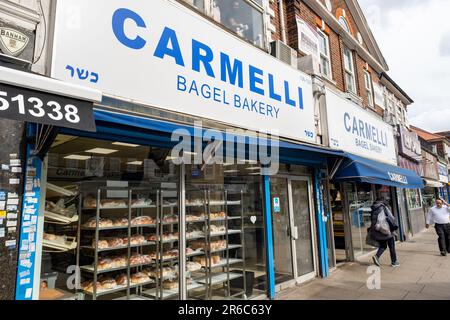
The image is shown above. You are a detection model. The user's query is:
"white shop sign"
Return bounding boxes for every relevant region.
[52,0,317,144]
[325,88,397,165]
[438,163,448,184]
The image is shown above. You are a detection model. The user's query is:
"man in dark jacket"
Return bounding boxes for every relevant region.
[370,198,400,267]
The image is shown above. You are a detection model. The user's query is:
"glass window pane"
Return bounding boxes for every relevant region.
[214,0,265,48]
[183,0,205,11]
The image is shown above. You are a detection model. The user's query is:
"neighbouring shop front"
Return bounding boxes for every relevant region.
[10,0,346,301]
[397,126,424,238]
[421,149,441,214]
[323,88,424,263]
[438,162,449,202]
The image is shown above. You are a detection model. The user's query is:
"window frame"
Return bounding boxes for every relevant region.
[317,28,332,79]
[364,70,374,109]
[339,16,351,33]
[343,47,357,94]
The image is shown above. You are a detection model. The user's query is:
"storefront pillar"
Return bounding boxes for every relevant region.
[314,168,329,278]
[15,143,44,300]
[263,175,276,299]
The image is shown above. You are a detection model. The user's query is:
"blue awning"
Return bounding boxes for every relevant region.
[332,153,424,189]
[59,108,345,165]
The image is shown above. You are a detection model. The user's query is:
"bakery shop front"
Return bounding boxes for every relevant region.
[13,0,346,300]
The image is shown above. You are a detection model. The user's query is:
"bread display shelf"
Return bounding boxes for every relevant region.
[209,244,242,253]
[114,294,154,300]
[44,211,79,225]
[82,280,155,297]
[81,241,156,252]
[80,261,156,274]
[81,224,156,231]
[143,282,203,299]
[201,258,243,269]
[186,200,241,207]
[43,238,78,252]
[196,272,242,286]
[82,204,157,210]
[209,230,242,237]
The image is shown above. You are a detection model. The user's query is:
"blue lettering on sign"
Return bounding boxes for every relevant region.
[344,112,388,149]
[112,8,147,50]
[111,8,309,121]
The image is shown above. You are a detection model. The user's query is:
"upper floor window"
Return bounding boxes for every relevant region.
[339,16,351,33]
[317,30,332,79]
[183,0,205,11]
[343,47,356,94]
[364,71,374,108]
[212,0,265,48]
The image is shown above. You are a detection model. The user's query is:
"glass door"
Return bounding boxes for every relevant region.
[271,177,316,287]
[289,178,316,282]
[270,178,295,285]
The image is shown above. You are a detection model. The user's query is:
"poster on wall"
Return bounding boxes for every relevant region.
[325,88,397,165]
[296,18,320,61]
[51,0,317,144]
[438,163,448,184]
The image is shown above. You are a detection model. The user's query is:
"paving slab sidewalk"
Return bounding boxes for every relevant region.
[277,228,450,300]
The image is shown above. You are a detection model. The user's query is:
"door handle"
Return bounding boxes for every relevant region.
[292,226,299,240]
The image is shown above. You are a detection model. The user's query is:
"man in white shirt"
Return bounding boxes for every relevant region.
[426,198,450,256]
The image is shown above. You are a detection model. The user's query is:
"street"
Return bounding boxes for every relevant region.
[277,229,450,300]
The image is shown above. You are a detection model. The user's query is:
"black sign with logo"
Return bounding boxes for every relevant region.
[0,82,96,132]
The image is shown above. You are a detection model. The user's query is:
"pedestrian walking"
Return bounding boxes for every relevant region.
[426,198,450,256]
[369,198,400,267]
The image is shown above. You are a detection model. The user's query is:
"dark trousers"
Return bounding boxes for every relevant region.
[376,237,397,264]
[435,223,450,253]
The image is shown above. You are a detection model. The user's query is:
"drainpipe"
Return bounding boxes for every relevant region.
[278,0,287,43]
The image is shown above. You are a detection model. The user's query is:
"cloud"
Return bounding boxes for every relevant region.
[359,0,450,133]
[439,32,450,57]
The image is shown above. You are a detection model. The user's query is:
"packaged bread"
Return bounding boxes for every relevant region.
[84,217,114,228]
[144,266,177,279]
[130,253,144,265]
[110,255,127,268]
[83,196,97,209]
[193,254,221,267]
[162,215,178,224]
[43,233,58,241]
[131,199,152,207]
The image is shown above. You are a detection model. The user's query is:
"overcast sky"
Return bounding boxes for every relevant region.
[359,0,450,133]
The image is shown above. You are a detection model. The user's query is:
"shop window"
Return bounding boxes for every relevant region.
[317,29,332,79]
[212,0,265,48]
[182,0,205,12]
[406,189,422,210]
[364,70,374,108]
[343,47,356,94]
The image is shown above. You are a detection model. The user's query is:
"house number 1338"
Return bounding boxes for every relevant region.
[0,91,81,123]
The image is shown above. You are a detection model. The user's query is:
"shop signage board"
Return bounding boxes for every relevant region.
[296,18,320,61]
[438,163,448,184]
[398,126,422,161]
[0,21,35,62]
[51,0,317,144]
[0,82,96,132]
[325,88,397,165]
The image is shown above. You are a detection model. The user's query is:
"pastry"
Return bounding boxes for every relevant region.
[110,255,127,268]
[162,280,178,290]
[147,234,157,241]
[107,238,124,248]
[115,274,128,286]
[97,258,113,270]
[113,218,129,227]
[131,199,152,207]
[162,215,178,223]
[186,199,203,206]
[186,261,202,272]
[210,212,226,220]
[130,253,144,265]
[122,234,145,245]
[80,280,95,293]
[190,240,206,250]
[98,277,117,289]
[144,266,177,279]
[84,217,114,228]
[131,216,154,226]
[92,239,109,249]
[83,196,97,209]
[193,254,221,267]
[100,199,127,208]
[186,229,204,239]
[186,214,205,222]
[43,233,58,241]
[207,224,226,234]
[131,272,151,284]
